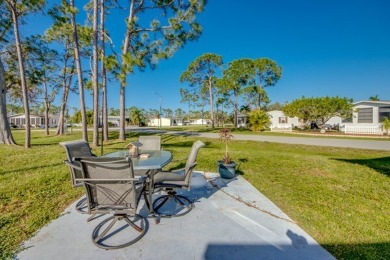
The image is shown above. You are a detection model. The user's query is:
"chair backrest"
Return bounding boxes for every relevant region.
[59,140,95,187]
[184,140,205,185]
[139,136,161,151]
[76,157,140,215]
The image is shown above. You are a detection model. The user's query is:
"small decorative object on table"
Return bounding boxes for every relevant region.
[217,128,237,179]
[139,153,150,159]
[125,141,143,158]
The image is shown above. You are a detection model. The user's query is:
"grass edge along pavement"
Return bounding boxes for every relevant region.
[0,130,389,259]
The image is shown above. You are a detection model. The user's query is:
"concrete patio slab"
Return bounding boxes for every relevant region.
[17,172,334,260]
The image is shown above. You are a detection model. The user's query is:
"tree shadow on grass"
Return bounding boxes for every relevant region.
[323,241,390,260]
[334,157,390,178]
[163,140,212,149]
[0,162,64,175]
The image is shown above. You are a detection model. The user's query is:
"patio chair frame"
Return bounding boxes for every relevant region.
[152,140,205,217]
[75,157,148,249]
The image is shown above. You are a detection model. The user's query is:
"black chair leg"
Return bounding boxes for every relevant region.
[75,196,88,213]
[75,196,99,222]
[152,190,193,217]
[92,214,148,250]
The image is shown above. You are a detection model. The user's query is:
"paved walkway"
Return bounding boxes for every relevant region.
[126,128,390,151]
[17,172,333,260]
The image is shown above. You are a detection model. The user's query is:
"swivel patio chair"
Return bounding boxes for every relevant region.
[74,156,148,249]
[138,135,161,152]
[60,140,96,214]
[152,140,205,217]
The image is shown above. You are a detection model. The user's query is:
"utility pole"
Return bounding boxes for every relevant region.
[152,92,162,129]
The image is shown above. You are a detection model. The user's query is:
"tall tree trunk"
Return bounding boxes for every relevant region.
[56,73,70,135]
[234,93,238,128]
[208,78,214,128]
[119,0,135,141]
[188,101,191,123]
[100,0,108,142]
[69,0,88,141]
[0,58,16,145]
[257,84,262,109]
[56,50,72,135]
[216,103,219,127]
[221,103,224,127]
[119,81,126,140]
[92,0,99,146]
[43,80,50,136]
[11,3,30,148]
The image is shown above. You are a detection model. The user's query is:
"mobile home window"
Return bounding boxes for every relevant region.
[379,107,390,122]
[357,108,373,123]
[279,117,288,124]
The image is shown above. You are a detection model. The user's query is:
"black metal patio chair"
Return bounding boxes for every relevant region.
[152,140,205,217]
[74,156,148,249]
[60,140,96,214]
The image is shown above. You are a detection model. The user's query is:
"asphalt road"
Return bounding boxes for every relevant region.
[126,128,390,151]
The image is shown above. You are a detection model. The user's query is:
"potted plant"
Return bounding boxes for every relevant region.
[217,128,237,179]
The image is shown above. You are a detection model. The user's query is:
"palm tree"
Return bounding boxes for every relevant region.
[382,117,390,136]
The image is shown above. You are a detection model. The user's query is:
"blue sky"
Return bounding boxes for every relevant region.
[24,0,390,112]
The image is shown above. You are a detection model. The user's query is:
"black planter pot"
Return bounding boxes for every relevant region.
[217,161,237,179]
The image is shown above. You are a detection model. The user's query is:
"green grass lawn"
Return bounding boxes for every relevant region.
[1,130,389,259]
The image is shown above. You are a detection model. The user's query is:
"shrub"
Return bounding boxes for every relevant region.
[248,108,270,131]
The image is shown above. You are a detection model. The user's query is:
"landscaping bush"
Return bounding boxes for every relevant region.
[248,108,270,131]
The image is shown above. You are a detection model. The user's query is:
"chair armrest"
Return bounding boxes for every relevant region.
[171,162,197,173]
[76,157,131,164]
[171,168,185,173]
[65,160,82,171]
[74,178,141,182]
[137,175,147,183]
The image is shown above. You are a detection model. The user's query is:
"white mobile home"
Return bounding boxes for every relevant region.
[267,110,299,131]
[149,117,171,127]
[8,114,60,128]
[149,117,184,127]
[352,101,390,124]
[189,118,210,125]
[341,100,390,135]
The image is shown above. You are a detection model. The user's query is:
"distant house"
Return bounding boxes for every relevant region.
[149,117,184,127]
[8,114,60,128]
[105,116,130,127]
[267,110,344,131]
[340,100,390,135]
[267,110,299,131]
[237,113,248,127]
[189,118,210,125]
[352,100,390,124]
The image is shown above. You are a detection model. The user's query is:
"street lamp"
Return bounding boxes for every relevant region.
[152,92,162,129]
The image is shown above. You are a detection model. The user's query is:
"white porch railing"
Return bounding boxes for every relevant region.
[341,124,383,135]
[270,124,292,132]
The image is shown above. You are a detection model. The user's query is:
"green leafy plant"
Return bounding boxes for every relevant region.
[219,128,234,163]
[248,108,270,131]
[382,117,390,136]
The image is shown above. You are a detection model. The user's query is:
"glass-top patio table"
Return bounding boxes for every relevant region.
[102,150,172,170]
[102,150,172,222]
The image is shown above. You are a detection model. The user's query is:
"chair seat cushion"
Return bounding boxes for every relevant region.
[153,170,186,185]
